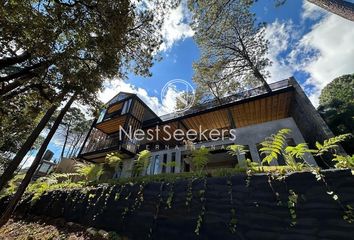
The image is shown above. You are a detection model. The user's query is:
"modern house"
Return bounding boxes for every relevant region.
[78,77,336,177]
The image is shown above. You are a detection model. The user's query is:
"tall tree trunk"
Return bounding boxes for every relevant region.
[252,66,272,92]
[0,103,59,192]
[308,0,354,21]
[0,93,77,227]
[60,124,71,160]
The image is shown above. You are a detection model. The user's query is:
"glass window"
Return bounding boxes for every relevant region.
[153,155,160,175]
[122,99,132,115]
[97,109,106,123]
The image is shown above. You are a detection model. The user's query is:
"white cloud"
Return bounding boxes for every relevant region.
[301,1,327,21]
[264,20,297,83]
[159,0,194,51]
[265,1,354,107]
[296,10,354,106]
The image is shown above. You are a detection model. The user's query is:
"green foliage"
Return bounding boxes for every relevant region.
[332,154,354,169]
[189,0,271,103]
[0,0,177,101]
[259,129,291,165]
[314,133,352,156]
[318,73,354,154]
[191,147,210,174]
[133,150,152,177]
[76,163,103,182]
[194,179,207,236]
[284,154,306,172]
[319,74,354,106]
[1,173,84,202]
[106,152,123,168]
[227,144,248,158]
[75,152,123,181]
[0,174,25,197]
[0,94,50,161]
[285,143,311,159]
[287,190,298,226]
[343,205,354,223]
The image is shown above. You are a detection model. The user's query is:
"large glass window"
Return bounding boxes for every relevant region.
[97,109,106,123]
[122,99,132,115]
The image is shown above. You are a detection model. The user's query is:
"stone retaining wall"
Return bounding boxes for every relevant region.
[1,169,354,240]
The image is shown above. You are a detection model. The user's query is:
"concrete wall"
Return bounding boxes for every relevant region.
[2,169,354,240]
[288,77,345,167]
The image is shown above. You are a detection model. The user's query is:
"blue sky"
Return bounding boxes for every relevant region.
[23,0,354,167]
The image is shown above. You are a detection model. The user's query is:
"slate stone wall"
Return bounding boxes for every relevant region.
[1,169,354,240]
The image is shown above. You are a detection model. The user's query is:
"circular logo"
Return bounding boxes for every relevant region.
[161,79,195,114]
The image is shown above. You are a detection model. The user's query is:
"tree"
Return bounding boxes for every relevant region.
[0,100,62,192]
[65,119,92,158]
[0,0,177,193]
[189,0,272,103]
[318,74,354,154]
[0,93,77,227]
[0,0,175,99]
[270,0,354,21]
[58,107,87,160]
[0,91,51,166]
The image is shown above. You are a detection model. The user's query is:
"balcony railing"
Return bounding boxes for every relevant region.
[80,127,120,154]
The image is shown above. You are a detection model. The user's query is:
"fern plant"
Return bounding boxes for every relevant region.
[191,147,210,174]
[106,152,123,168]
[133,150,152,176]
[75,163,103,181]
[332,154,354,169]
[259,129,291,165]
[314,133,352,156]
[227,144,248,162]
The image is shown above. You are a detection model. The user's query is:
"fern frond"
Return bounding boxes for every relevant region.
[285,143,312,159]
[332,154,354,169]
[260,128,291,165]
[315,133,352,156]
[227,144,248,156]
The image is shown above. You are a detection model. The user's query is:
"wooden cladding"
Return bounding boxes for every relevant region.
[131,100,145,122]
[230,91,293,128]
[96,115,127,134]
[107,102,123,114]
[181,108,231,132]
[143,91,293,143]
